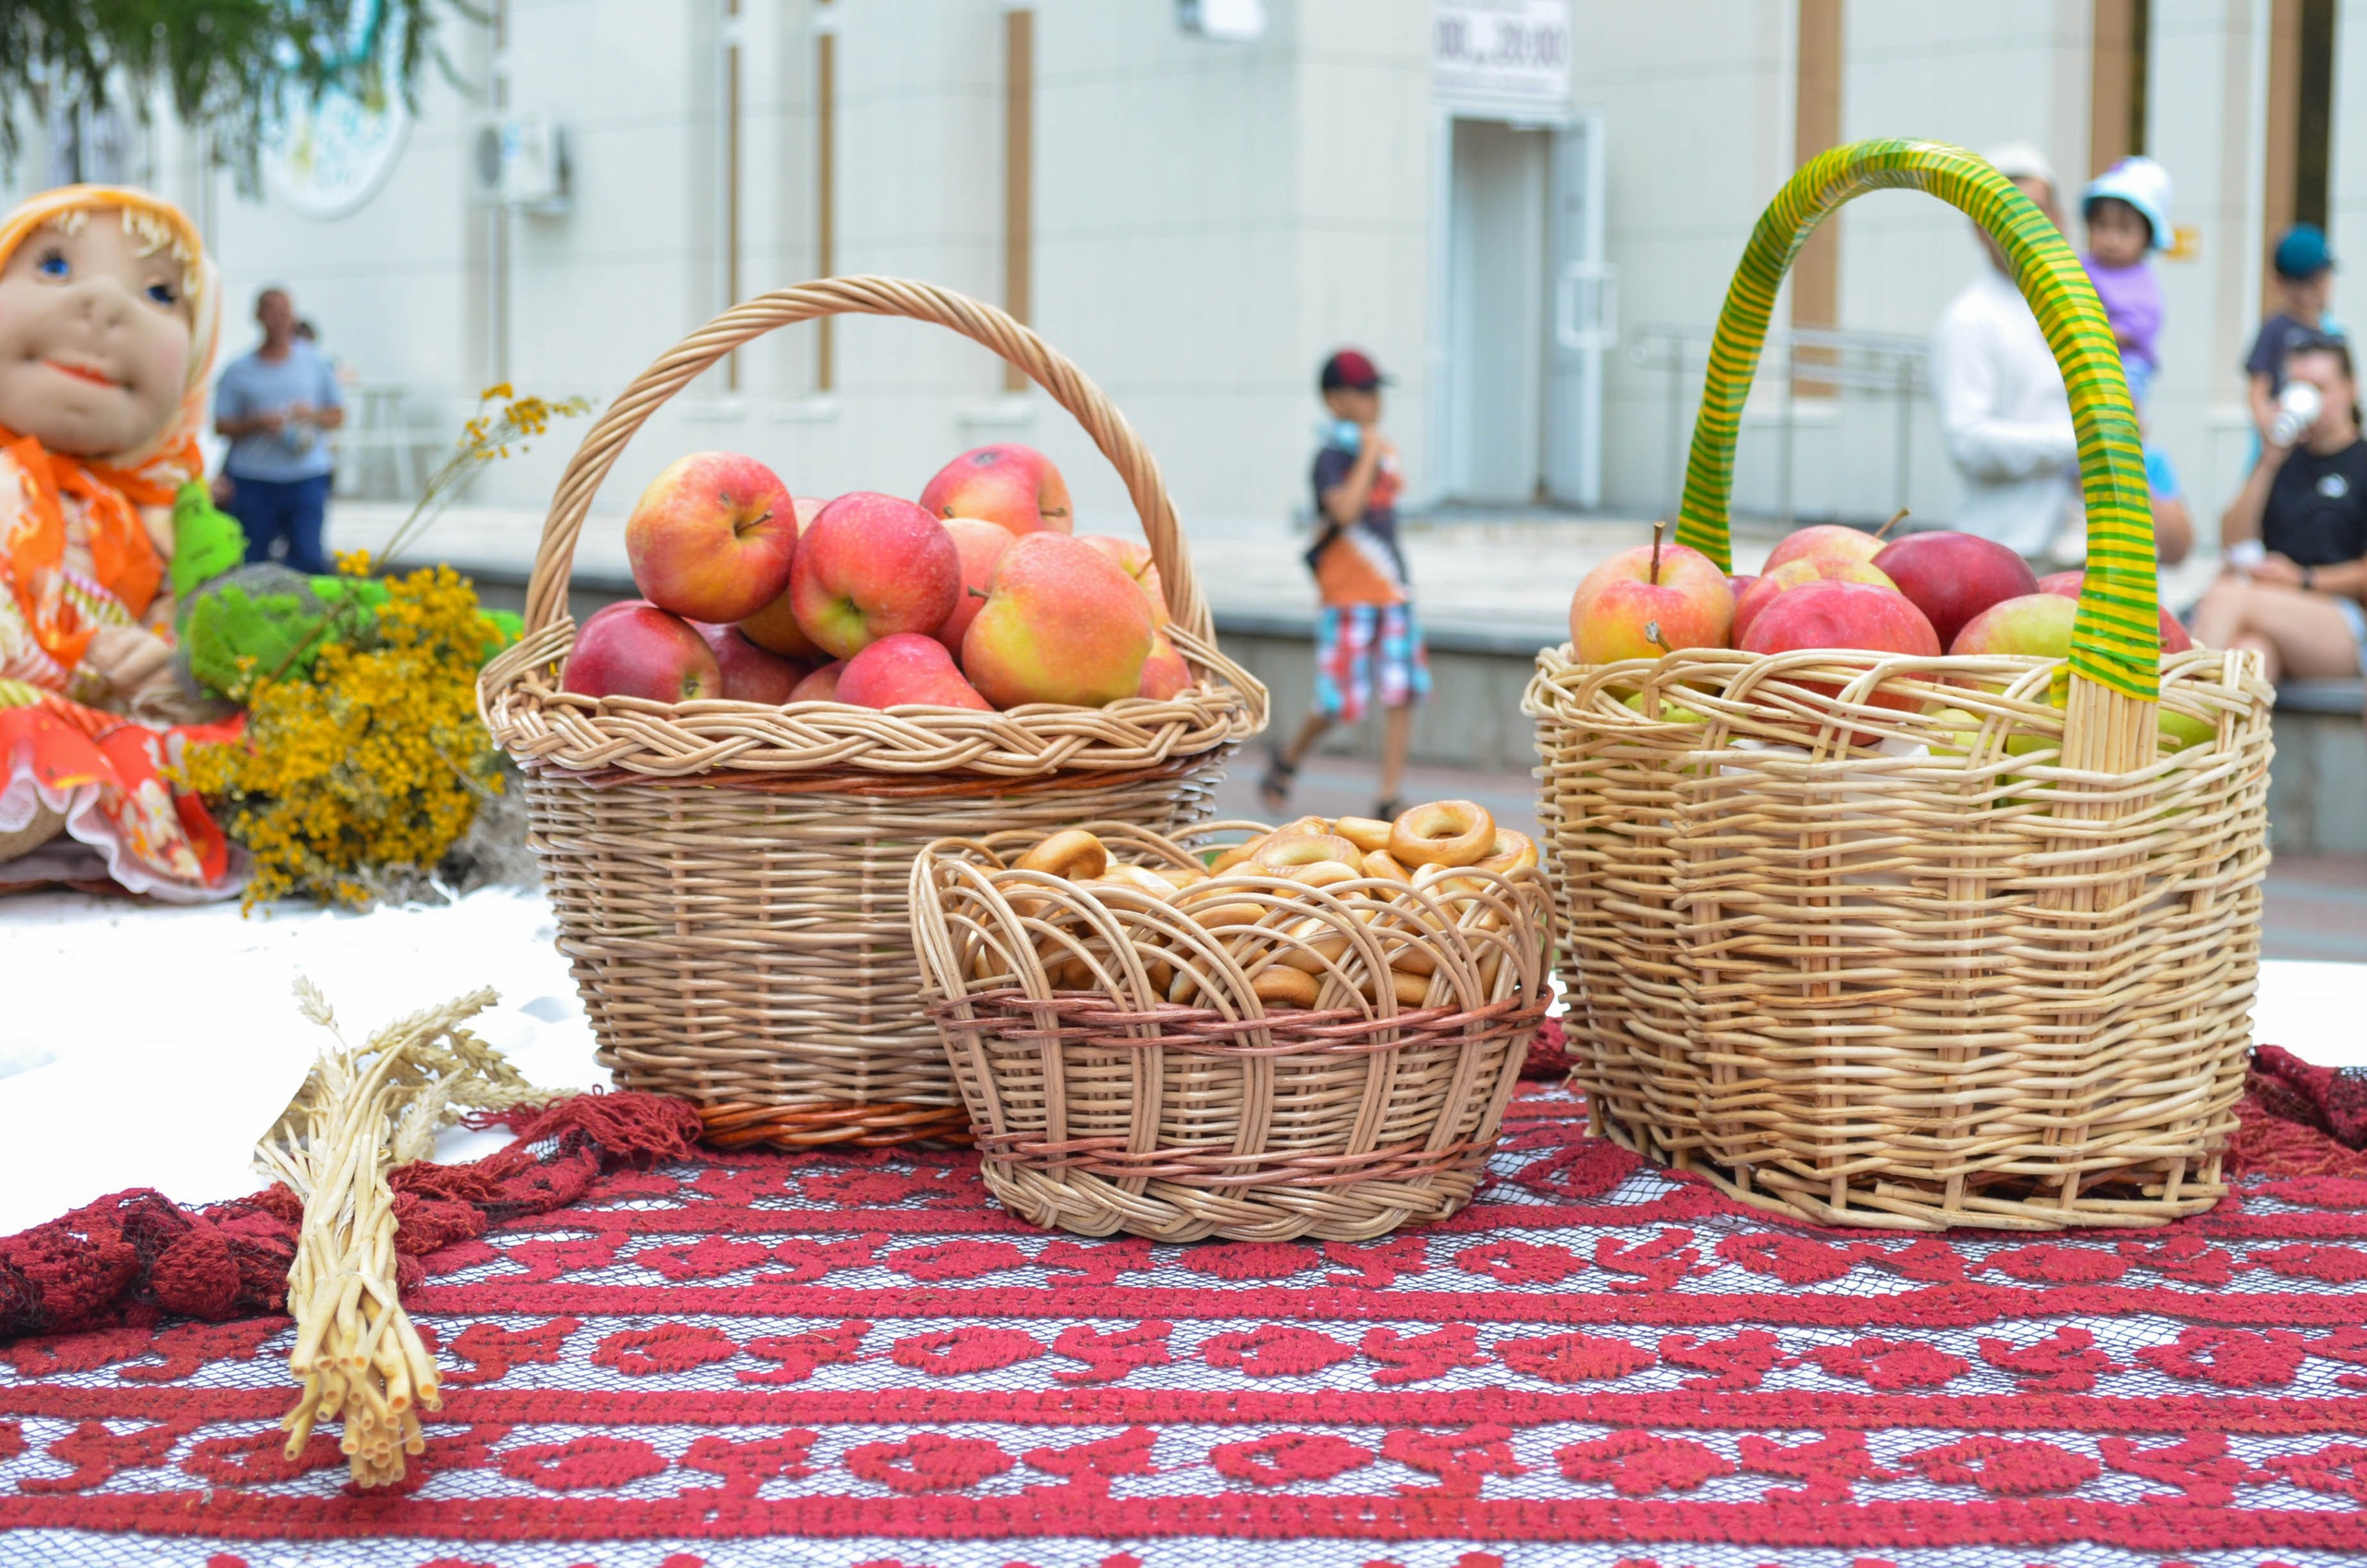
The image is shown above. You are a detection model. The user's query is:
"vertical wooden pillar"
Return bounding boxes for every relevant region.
[816,6,837,392]
[724,0,742,389]
[1003,6,1034,392]
[1791,0,1843,388]
[2090,0,2142,173]
[2263,0,2301,306]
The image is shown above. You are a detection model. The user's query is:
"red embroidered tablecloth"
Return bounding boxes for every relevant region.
[5,1083,2367,1568]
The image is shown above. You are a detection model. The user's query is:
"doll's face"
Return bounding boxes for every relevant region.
[0,211,193,457]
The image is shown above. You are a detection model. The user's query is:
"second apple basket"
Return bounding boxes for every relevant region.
[479,277,1269,1148]
[1525,140,2275,1231]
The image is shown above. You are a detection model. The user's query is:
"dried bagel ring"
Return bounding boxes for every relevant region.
[1018,828,1108,882]
[1388,801,1495,868]
[1252,833,1361,875]
[1207,842,1261,875]
[1250,968,1319,1009]
[1359,849,1411,882]
[1333,816,1394,854]
[1287,858,1361,888]
[1093,864,1179,897]
[1475,828,1538,876]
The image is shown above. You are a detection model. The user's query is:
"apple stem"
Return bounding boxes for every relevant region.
[968,586,988,599]
[1875,508,1908,542]
[1649,520,1666,586]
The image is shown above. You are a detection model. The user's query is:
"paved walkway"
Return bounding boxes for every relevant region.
[330,499,2231,644]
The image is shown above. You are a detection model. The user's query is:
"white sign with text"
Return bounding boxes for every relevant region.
[1433,0,1572,110]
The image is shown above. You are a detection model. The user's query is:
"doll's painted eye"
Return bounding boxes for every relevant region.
[145,281,178,307]
[34,251,67,280]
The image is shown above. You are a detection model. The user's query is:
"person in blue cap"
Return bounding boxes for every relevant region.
[2081,156,2172,406]
[2247,224,2344,445]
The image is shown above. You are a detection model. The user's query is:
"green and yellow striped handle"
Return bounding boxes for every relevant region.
[1676,139,2159,703]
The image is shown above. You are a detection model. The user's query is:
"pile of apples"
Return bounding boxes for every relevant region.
[1569,522,2203,744]
[563,444,1191,713]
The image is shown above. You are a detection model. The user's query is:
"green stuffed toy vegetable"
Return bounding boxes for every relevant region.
[172,483,523,701]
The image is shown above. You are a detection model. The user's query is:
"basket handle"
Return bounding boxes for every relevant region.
[522,276,1213,642]
[1676,140,2159,703]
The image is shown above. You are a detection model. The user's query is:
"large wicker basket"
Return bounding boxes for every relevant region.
[1523,141,2274,1231]
[908,822,1551,1241]
[480,277,1267,1149]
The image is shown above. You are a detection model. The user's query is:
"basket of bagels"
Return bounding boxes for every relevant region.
[479,277,1266,1149]
[1524,141,2272,1231]
[908,802,1551,1242]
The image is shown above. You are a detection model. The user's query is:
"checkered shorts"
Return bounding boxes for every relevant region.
[1312,602,1430,724]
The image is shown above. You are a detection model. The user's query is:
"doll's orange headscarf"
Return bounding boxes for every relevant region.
[0,186,221,682]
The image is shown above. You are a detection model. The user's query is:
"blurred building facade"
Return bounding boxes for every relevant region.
[10,0,2362,548]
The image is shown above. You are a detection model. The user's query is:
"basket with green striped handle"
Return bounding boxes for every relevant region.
[1523,140,2273,1231]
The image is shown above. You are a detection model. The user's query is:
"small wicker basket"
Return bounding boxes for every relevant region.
[1524,141,2274,1231]
[908,823,1551,1242]
[480,277,1268,1149]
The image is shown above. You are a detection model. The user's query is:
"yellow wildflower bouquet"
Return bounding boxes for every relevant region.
[178,560,508,908]
[174,386,591,908]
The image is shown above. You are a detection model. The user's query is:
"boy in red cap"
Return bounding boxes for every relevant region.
[1259,349,1430,818]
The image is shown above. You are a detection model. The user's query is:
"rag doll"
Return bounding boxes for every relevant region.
[0,185,248,900]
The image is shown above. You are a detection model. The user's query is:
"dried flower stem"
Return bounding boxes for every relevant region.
[258,978,552,1488]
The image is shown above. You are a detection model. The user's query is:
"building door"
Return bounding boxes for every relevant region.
[1443,117,1549,504]
[1544,114,1610,507]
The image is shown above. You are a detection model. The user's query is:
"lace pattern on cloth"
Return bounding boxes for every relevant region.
[6,1082,2367,1568]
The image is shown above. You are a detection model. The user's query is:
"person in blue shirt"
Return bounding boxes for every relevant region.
[214,287,342,574]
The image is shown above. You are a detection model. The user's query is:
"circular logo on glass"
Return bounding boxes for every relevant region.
[261,4,411,220]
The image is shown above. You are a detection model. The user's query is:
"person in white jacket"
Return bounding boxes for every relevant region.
[1929,143,2079,558]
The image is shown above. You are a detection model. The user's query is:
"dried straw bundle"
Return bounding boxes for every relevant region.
[256,979,549,1488]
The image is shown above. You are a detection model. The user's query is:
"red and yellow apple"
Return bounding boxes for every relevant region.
[790,660,846,703]
[836,632,993,711]
[562,601,720,703]
[734,495,831,657]
[1948,592,2075,660]
[1136,630,1193,700]
[1762,524,1886,574]
[787,492,962,659]
[1872,531,2039,649]
[624,452,799,623]
[2033,570,2194,654]
[919,444,1073,536]
[1079,534,1168,626]
[1567,542,1734,663]
[1731,557,1898,646]
[935,517,1017,655]
[962,533,1155,707]
[693,620,804,704]
[1741,579,1943,732]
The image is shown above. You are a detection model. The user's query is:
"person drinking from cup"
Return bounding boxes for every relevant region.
[2190,334,2367,684]
[1259,349,1430,821]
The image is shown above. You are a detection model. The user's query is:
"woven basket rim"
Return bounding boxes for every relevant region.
[480,275,1268,780]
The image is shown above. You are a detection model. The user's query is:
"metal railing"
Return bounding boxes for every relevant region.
[1628,323,1929,525]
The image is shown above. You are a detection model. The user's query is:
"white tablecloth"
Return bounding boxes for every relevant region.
[0,887,2357,1237]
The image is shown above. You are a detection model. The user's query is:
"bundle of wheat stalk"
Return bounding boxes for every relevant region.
[255,978,551,1487]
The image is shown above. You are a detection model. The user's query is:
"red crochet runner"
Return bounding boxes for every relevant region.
[2,1062,2366,1567]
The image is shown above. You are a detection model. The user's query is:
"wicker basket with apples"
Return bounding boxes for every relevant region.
[479,276,1267,1149]
[1523,140,2271,1231]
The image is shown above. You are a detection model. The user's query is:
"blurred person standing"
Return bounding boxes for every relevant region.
[1929,143,2078,558]
[1259,349,1429,821]
[214,286,341,573]
[2246,226,2343,443]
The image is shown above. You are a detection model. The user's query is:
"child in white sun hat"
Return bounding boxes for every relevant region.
[2080,155,2174,406]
